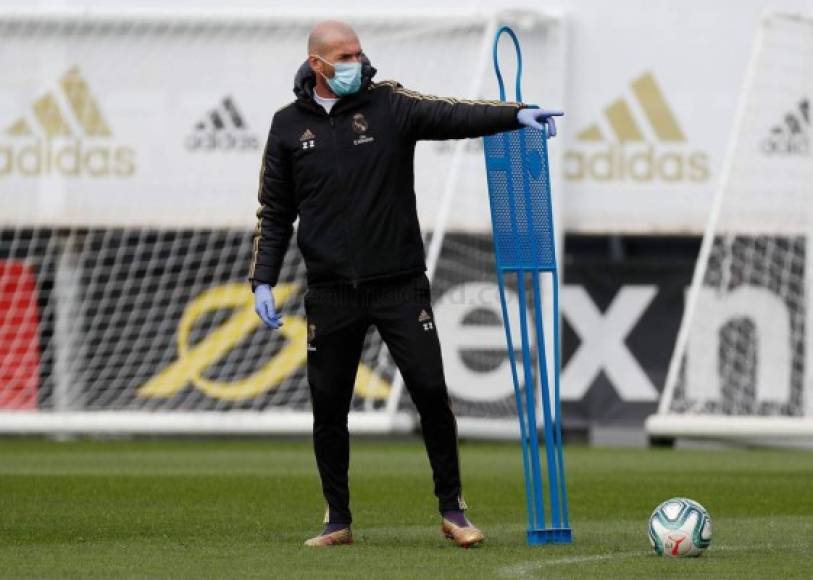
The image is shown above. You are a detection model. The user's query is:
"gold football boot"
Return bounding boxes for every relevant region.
[441,518,485,548]
[303,527,353,547]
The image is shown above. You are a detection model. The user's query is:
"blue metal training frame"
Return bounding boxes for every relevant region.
[482,26,572,546]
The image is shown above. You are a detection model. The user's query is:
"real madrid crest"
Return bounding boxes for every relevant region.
[352,113,368,134]
[307,323,317,351]
[351,113,375,146]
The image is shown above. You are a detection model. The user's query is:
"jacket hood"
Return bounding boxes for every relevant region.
[293,54,377,101]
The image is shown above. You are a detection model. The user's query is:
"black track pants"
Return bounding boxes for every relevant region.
[304,273,464,525]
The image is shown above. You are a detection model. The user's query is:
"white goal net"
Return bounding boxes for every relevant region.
[0,8,565,436]
[648,13,813,445]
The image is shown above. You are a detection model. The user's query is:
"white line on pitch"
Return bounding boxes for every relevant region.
[498,545,759,577]
[498,551,648,577]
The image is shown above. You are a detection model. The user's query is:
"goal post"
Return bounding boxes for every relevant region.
[647,12,813,446]
[0,7,565,436]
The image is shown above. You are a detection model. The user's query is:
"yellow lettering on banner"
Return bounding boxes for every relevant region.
[352,365,392,400]
[136,282,390,401]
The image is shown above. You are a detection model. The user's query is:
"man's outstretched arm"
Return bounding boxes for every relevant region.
[385,82,562,140]
[248,120,297,293]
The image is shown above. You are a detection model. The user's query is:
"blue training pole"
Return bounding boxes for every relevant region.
[482,25,572,546]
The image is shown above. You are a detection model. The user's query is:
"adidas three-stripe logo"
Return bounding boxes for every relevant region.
[576,72,685,143]
[5,67,112,139]
[185,96,259,152]
[566,71,710,183]
[762,98,810,156]
[1,67,135,178]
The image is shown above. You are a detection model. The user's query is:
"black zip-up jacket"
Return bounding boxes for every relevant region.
[248,57,526,289]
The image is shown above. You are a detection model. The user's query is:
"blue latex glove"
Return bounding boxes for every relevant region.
[517,107,564,138]
[254,284,283,329]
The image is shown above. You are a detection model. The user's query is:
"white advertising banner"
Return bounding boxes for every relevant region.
[0,11,564,230]
[555,0,809,233]
[1,0,807,233]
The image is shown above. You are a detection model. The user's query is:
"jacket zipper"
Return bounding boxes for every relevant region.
[328,114,360,288]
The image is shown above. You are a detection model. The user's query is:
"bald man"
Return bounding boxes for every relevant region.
[249,20,562,548]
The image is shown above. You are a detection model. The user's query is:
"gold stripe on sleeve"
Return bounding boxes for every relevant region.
[372,80,522,108]
[248,139,271,280]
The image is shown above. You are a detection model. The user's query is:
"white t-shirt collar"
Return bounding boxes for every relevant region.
[313,90,339,114]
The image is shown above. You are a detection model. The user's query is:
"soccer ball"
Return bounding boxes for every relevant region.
[648,497,712,557]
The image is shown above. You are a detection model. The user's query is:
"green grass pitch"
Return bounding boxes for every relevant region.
[1,438,811,578]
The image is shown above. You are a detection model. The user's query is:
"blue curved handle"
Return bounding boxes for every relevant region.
[492,26,523,103]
